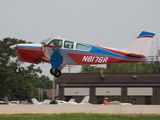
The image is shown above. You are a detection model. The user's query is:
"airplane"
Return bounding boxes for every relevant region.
[57,96,91,105]
[56,98,77,104]
[9,31,155,77]
[30,98,51,104]
[8,101,20,105]
[30,98,76,105]
[30,96,90,105]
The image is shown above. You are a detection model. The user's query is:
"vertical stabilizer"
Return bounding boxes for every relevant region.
[31,98,40,104]
[79,96,90,104]
[68,98,75,102]
[125,31,155,57]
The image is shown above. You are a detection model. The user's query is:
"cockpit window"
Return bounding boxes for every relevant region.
[47,39,62,48]
[64,41,74,49]
[40,38,52,44]
[76,43,90,51]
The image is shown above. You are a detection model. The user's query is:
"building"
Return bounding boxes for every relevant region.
[57,73,160,105]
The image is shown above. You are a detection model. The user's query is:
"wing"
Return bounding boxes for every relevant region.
[41,45,76,70]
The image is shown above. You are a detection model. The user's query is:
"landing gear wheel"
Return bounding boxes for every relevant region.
[15,67,21,74]
[54,69,61,78]
[50,68,61,78]
[50,68,55,75]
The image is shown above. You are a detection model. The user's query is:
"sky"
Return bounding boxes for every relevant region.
[0,0,160,80]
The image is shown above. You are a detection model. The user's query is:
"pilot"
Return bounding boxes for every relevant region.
[54,40,60,47]
[66,44,70,48]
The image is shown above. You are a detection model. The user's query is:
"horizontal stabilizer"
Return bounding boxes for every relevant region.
[126,53,145,58]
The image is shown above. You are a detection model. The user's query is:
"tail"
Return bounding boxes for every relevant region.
[68,98,75,102]
[124,31,155,57]
[31,98,40,104]
[79,96,90,104]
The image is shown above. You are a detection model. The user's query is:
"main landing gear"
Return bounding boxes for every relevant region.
[50,68,61,78]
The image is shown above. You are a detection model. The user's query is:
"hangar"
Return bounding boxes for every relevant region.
[57,73,160,105]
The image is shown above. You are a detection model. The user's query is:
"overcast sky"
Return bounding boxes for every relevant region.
[0,0,160,79]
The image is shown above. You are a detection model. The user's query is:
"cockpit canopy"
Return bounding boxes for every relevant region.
[47,39,63,48]
[40,38,91,51]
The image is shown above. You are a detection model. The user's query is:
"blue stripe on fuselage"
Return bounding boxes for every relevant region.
[63,45,147,61]
[18,45,40,49]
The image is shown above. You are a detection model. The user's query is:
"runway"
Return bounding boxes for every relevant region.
[1,105,160,114]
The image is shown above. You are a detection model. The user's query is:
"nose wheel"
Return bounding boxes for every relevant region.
[15,67,21,74]
[14,60,21,74]
[50,68,61,78]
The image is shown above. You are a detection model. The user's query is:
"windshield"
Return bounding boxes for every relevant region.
[40,38,52,44]
[47,39,63,48]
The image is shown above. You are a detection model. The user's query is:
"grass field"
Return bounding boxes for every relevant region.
[0,113,160,120]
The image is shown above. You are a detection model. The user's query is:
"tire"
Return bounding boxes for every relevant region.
[54,69,61,78]
[50,68,61,77]
[15,67,21,74]
[50,68,55,75]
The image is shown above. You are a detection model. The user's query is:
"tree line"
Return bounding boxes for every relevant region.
[0,38,53,101]
[81,62,160,73]
[81,53,160,73]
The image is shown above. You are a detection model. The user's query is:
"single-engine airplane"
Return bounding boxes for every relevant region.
[10,31,155,77]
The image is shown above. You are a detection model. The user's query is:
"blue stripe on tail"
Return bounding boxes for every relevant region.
[138,31,155,37]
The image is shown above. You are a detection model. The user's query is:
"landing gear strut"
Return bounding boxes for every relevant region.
[50,68,61,78]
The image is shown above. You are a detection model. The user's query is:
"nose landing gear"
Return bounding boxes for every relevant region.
[15,67,21,74]
[15,60,21,74]
[50,68,61,78]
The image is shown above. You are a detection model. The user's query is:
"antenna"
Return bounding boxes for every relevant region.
[55,33,65,39]
[56,33,61,39]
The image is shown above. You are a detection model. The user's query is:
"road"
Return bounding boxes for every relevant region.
[1,105,160,114]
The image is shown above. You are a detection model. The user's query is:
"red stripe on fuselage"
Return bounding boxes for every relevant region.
[64,51,146,65]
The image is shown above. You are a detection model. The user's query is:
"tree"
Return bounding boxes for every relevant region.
[105,63,134,73]
[35,75,53,89]
[136,62,150,73]
[0,38,42,101]
[81,65,102,73]
[80,62,160,74]
[35,75,53,100]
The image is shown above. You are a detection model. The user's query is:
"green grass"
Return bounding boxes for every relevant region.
[0,113,160,120]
